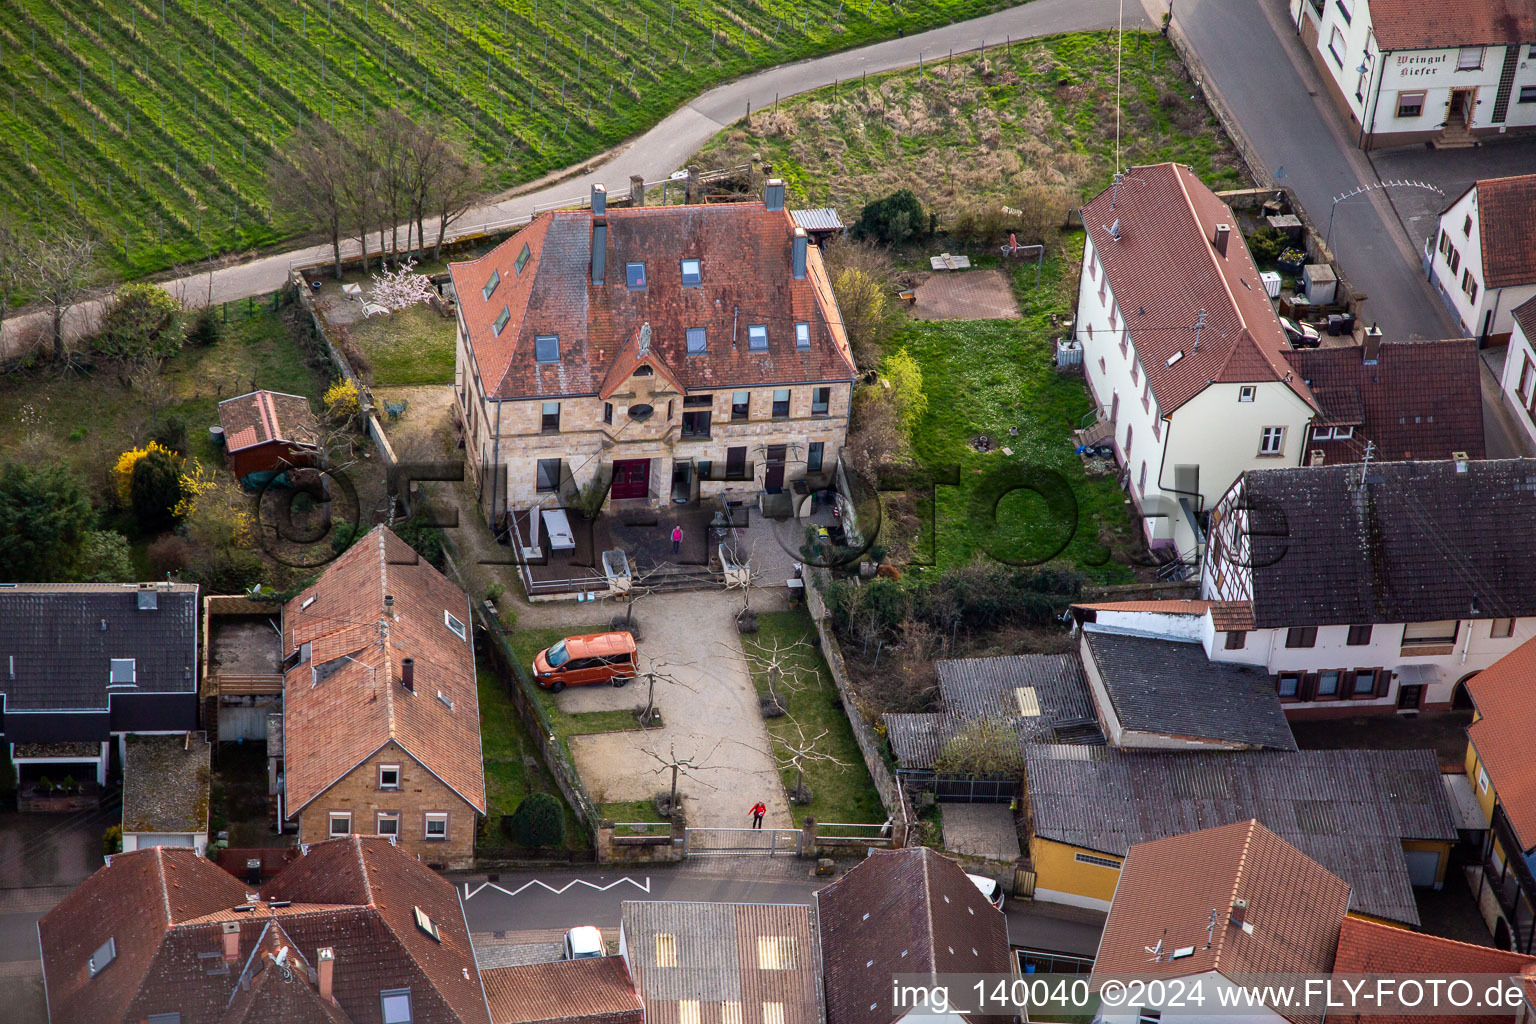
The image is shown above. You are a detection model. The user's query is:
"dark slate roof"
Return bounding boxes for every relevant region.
[1081,630,1296,750]
[1283,340,1486,463]
[448,202,857,401]
[1023,745,1458,925]
[1233,459,1536,628]
[886,655,1104,770]
[122,733,211,835]
[0,584,199,711]
[817,848,1012,1024]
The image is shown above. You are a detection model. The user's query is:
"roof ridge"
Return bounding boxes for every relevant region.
[1173,166,1250,343]
[354,836,375,907]
[1212,819,1258,973]
[154,846,173,925]
[378,529,397,739]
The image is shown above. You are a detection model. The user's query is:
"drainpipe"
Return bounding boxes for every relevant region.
[1358,39,1384,150]
[1482,289,1503,346]
[1461,619,1473,665]
[490,399,503,535]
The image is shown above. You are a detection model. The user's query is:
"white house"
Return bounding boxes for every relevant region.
[1499,297,1536,447]
[1293,0,1536,149]
[1429,174,1536,341]
[1201,459,1536,711]
[1076,163,1319,563]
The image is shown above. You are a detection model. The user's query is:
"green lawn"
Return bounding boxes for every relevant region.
[600,800,669,836]
[0,295,326,492]
[746,609,885,827]
[477,666,589,851]
[341,304,457,387]
[2,0,1027,279]
[502,625,641,743]
[695,30,1248,216]
[897,250,1138,581]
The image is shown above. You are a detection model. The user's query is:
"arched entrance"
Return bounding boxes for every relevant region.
[1495,917,1513,950]
[1452,673,1479,711]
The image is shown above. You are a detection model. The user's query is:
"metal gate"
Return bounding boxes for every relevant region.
[682,827,801,856]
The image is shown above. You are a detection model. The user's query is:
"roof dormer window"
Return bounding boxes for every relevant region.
[492,306,511,337]
[535,334,560,363]
[482,269,501,301]
[626,262,647,290]
[680,259,702,287]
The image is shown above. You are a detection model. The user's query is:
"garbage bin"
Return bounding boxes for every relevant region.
[1327,315,1346,337]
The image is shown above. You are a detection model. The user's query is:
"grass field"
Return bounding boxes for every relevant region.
[747,609,885,826]
[342,304,457,386]
[697,30,1249,216]
[0,0,1023,279]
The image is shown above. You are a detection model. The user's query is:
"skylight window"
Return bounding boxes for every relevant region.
[656,933,677,967]
[626,262,647,289]
[301,595,316,610]
[680,259,702,287]
[109,659,135,685]
[414,907,441,942]
[535,334,560,363]
[1165,350,1184,367]
[748,325,768,352]
[482,269,501,301]
[445,610,467,640]
[795,322,810,349]
[381,988,414,1024]
[89,937,116,977]
[687,327,707,356]
[515,243,532,275]
[492,306,511,337]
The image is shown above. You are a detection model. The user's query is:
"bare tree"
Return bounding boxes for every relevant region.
[22,229,102,363]
[732,633,816,715]
[340,128,382,276]
[127,356,169,428]
[269,121,350,279]
[429,132,485,260]
[373,110,415,261]
[770,717,850,804]
[641,741,725,819]
[608,560,717,635]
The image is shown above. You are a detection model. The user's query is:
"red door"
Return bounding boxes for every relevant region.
[611,459,650,500]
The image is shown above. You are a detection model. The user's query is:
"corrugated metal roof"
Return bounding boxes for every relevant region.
[619,902,823,1024]
[1024,745,1458,925]
[790,209,844,233]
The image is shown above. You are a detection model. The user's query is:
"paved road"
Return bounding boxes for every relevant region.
[452,859,1106,956]
[0,0,1146,355]
[1172,0,1456,340]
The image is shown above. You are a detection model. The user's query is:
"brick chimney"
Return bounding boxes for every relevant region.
[1212,223,1231,257]
[1229,897,1248,928]
[384,594,395,619]
[792,227,808,280]
[317,947,336,1004]
[765,178,786,212]
[629,175,646,207]
[402,657,415,693]
[222,921,241,962]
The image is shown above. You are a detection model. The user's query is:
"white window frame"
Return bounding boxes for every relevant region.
[379,765,401,790]
[1238,385,1256,403]
[329,811,353,838]
[1403,620,1459,646]
[445,609,467,640]
[1259,426,1286,456]
[1457,46,1484,70]
[424,812,449,839]
[686,327,707,356]
[1479,766,1491,793]
[109,658,136,684]
[377,812,400,837]
[747,324,769,352]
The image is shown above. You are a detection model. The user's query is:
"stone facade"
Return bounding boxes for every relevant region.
[294,741,478,871]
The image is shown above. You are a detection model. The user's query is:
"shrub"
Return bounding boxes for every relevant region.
[843,386,910,485]
[1246,225,1287,264]
[567,471,610,519]
[393,514,446,570]
[882,349,928,435]
[854,189,926,246]
[96,283,185,360]
[505,792,566,847]
[74,530,136,583]
[147,534,193,575]
[113,440,181,505]
[102,825,123,856]
[486,582,505,604]
[131,448,186,533]
[152,415,189,455]
[0,460,91,582]
[331,520,367,554]
[933,719,1025,776]
[324,378,361,421]
[824,240,905,368]
[185,307,223,347]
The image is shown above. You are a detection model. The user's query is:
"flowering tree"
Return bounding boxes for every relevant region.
[368,260,435,312]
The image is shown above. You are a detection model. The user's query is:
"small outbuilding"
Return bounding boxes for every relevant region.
[217,389,320,486]
[121,732,212,855]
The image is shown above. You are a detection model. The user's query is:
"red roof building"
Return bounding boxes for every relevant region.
[218,390,320,482]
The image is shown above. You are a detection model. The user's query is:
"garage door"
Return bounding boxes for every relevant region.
[137,834,196,848]
[1405,849,1440,887]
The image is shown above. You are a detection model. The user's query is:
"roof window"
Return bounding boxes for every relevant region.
[381,988,414,1024]
[89,936,116,977]
[687,328,707,356]
[795,322,810,350]
[626,262,647,290]
[445,610,467,640]
[413,907,441,942]
[680,259,702,287]
[482,269,500,301]
[493,306,511,337]
[109,659,135,685]
[515,243,532,275]
[535,334,560,363]
[748,325,768,352]
[1165,350,1184,367]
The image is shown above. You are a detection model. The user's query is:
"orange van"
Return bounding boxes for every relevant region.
[532,632,637,692]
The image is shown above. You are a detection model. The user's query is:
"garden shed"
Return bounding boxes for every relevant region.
[217,389,321,486]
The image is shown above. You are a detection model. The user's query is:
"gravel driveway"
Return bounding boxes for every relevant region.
[562,590,792,829]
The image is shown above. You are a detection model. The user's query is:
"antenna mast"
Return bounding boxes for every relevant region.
[1191,308,1207,353]
[1359,439,1375,487]
[1115,0,1125,174]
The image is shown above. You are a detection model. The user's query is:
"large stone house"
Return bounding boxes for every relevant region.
[280,526,484,870]
[447,181,857,528]
[1293,0,1536,149]
[1075,162,1319,563]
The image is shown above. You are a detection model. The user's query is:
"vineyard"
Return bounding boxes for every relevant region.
[0,0,1016,278]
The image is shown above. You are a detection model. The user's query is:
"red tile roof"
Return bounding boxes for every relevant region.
[219,390,320,453]
[1073,599,1213,615]
[1284,339,1486,462]
[1092,820,1350,1024]
[40,839,491,1024]
[1468,636,1536,850]
[1082,163,1317,414]
[1515,295,1536,342]
[1475,175,1536,289]
[1331,916,1536,1024]
[481,957,643,1024]
[1368,0,1536,50]
[448,202,857,402]
[282,526,485,816]
[1210,601,1257,632]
